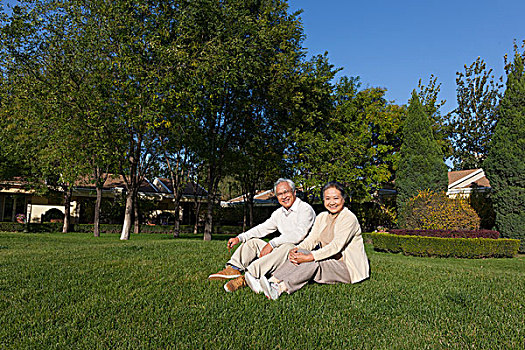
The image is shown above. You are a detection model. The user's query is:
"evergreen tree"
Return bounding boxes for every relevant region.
[484,43,525,251]
[396,91,448,227]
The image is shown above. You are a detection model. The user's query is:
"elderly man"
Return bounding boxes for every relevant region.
[208,178,316,292]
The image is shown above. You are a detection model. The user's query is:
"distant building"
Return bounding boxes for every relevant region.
[0,175,207,224]
[221,189,278,207]
[447,169,491,198]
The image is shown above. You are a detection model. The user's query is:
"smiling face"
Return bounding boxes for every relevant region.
[275,182,296,210]
[323,187,345,214]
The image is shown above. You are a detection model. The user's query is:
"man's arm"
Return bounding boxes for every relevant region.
[235,211,279,243]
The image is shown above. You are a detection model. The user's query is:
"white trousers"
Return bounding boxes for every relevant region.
[227,238,295,279]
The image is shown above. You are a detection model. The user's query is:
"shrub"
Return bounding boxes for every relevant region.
[370,232,519,258]
[484,45,525,252]
[0,222,65,233]
[469,190,496,229]
[396,91,448,226]
[41,208,64,222]
[389,229,499,239]
[0,223,245,235]
[403,190,480,230]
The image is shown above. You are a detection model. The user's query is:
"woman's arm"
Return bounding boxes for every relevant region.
[311,210,360,262]
[288,248,314,265]
[296,213,324,251]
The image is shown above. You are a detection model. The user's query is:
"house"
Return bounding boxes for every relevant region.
[221,189,279,207]
[0,175,207,224]
[447,168,491,198]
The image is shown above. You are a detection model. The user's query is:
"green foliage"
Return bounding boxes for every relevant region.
[0,222,63,233]
[0,233,524,348]
[484,42,525,252]
[417,75,453,158]
[449,57,503,169]
[0,222,244,235]
[41,208,65,222]
[468,190,496,229]
[370,232,520,258]
[290,72,405,202]
[396,91,448,225]
[403,190,480,230]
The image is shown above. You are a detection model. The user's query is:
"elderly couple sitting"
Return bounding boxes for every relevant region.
[208,178,369,300]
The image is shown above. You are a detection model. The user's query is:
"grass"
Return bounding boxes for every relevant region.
[0,232,523,349]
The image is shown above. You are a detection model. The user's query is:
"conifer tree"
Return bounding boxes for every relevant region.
[396,91,448,227]
[484,43,525,251]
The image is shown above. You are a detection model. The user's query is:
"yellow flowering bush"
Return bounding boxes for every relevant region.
[403,189,480,230]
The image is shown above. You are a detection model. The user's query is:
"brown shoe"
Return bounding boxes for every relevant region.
[208,266,242,280]
[224,276,246,292]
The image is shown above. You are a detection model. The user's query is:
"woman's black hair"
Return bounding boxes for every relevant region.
[321,181,348,201]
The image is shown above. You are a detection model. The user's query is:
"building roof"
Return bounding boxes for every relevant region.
[1,174,207,199]
[447,168,491,196]
[448,168,491,190]
[222,189,278,207]
[153,178,207,197]
[75,174,158,193]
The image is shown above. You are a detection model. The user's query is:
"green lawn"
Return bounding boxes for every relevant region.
[0,232,523,349]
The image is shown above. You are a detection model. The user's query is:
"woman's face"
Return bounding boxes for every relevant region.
[323,187,345,214]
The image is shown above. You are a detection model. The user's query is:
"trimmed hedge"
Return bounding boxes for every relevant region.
[389,229,500,239]
[370,232,520,258]
[0,222,64,233]
[0,222,244,235]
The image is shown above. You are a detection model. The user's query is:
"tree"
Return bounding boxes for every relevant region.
[1,0,121,234]
[396,91,448,227]
[289,67,405,204]
[449,57,503,169]
[484,42,525,251]
[185,0,308,240]
[417,75,452,159]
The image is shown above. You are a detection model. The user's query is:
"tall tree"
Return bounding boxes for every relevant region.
[484,42,525,251]
[396,91,448,227]
[449,57,503,169]
[289,68,404,204]
[1,0,121,234]
[417,75,452,159]
[185,0,307,240]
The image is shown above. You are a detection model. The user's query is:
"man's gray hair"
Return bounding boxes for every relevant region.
[273,178,296,193]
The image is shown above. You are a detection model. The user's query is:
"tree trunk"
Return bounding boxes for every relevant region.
[133,194,140,234]
[120,191,134,240]
[203,196,213,241]
[62,187,72,233]
[193,201,201,235]
[94,185,102,237]
[171,190,184,238]
[248,198,254,228]
[173,203,180,238]
[242,199,247,232]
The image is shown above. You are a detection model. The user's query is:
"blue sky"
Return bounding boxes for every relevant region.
[288,0,524,113]
[3,0,523,113]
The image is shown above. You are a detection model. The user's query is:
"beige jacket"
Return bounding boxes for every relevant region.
[297,207,369,283]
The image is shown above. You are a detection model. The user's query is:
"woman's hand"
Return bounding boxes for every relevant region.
[288,248,314,265]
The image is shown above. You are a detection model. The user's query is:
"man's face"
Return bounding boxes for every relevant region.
[275,182,296,210]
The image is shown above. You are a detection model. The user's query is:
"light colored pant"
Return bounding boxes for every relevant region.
[227,238,295,279]
[272,249,351,294]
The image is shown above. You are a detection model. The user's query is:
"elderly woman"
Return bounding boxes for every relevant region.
[245,181,369,299]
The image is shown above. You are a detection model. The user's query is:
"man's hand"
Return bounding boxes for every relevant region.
[259,243,273,257]
[227,237,240,251]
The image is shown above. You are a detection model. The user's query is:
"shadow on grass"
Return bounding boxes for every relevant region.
[156,233,237,241]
